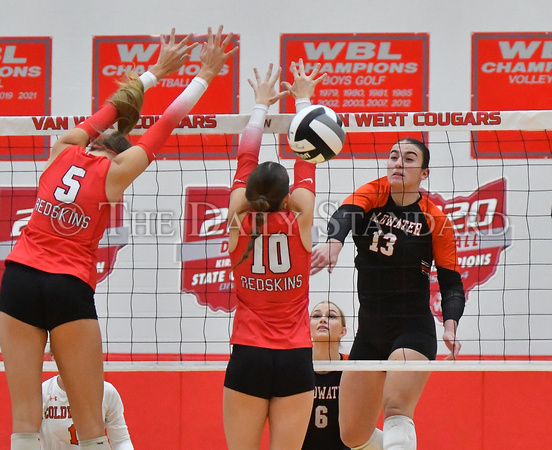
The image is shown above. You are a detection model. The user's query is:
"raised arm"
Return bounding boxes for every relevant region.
[50,29,197,163]
[285,60,327,250]
[105,25,238,202]
[227,64,288,251]
[228,65,288,217]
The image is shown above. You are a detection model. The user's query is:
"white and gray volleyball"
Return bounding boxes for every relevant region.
[287,105,346,163]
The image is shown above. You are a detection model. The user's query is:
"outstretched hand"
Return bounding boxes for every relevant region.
[310,239,343,275]
[248,64,289,107]
[281,58,327,100]
[149,29,198,80]
[198,25,239,84]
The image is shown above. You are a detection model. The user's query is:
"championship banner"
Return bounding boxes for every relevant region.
[280,33,429,158]
[0,37,51,160]
[0,187,127,284]
[93,33,239,159]
[179,186,235,312]
[472,33,552,157]
[426,179,511,321]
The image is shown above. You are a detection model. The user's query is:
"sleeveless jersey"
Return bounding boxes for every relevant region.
[229,210,312,349]
[7,145,111,289]
[302,369,347,450]
[41,376,133,449]
[343,176,459,314]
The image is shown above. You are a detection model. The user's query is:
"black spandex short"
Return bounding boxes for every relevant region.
[224,344,315,399]
[349,305,438,361]
[0,261,97,331]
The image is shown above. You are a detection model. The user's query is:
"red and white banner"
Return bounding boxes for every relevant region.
[472,33,552,157]
[93,33,239,159]
[0,187,126,284]
[427,179,510,321]
[179,186,235,312]
[280,33,429,158]
[0,37,51,160]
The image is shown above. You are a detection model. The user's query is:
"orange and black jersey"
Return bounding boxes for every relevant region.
[329,177,465,323]
[302,369,346,450]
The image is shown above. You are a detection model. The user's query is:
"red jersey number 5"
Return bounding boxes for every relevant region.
[54,165,86,204]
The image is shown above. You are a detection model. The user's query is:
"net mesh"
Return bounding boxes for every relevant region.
[0,111,551,371]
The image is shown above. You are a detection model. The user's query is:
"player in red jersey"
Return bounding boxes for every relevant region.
[311,138,466,450]
[0,26,237,450]
[223,60,326,450]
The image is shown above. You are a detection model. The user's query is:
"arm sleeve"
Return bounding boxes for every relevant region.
[437,266,466,323]
[327,204,364,244]
[136,77,208,163]
[231,105,268,190]
[430,207,466,323]
[291,159,316,194]
[75,103,118,140]
[289,98,316,193]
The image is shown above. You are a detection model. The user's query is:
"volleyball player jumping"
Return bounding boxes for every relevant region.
[223,60,326,450]
[311,138,466,449]
[0,26,237,450]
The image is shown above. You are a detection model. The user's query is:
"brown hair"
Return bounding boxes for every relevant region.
[108,72,144,135]
[89,72,145,155]
[396,137,430,169]
[233,161,289,268]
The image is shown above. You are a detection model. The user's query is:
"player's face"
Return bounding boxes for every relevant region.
[386,143,428,192]
[310,303,345,343]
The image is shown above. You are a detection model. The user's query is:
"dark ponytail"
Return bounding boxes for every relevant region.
[232,162,289,268]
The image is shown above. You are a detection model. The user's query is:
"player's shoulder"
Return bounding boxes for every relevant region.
[357,176,389,194]
[419,195,446,217]
[345,177,390,207]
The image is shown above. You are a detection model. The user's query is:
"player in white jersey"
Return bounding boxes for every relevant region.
[41,375,133,450]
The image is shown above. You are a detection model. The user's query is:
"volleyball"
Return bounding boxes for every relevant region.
[287,105,346,163]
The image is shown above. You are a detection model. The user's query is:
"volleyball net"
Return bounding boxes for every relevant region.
[0,110,551,371]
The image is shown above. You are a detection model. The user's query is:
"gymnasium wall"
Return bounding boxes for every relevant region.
[1,0,552,448]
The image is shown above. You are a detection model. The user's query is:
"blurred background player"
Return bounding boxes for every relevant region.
[302,301,348,450]
[41,349,133,449]
[311,138,465,449]
[223,60,326,450]
[0,26,237,450]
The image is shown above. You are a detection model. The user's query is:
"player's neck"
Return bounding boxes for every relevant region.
[390,190,420,206]
[312,342,341,362]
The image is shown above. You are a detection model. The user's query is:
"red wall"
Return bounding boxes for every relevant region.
[2,371,552,449]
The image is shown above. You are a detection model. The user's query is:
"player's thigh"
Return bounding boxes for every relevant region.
[0,312,47,430]
[339,370,385,437]
[223,387,269,450]
[268,391,313,450]
[49,320,104,432]
[383,348,431,418]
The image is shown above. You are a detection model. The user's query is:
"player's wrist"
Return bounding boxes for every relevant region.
[295,97,311,112]
[140,71,158,91]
